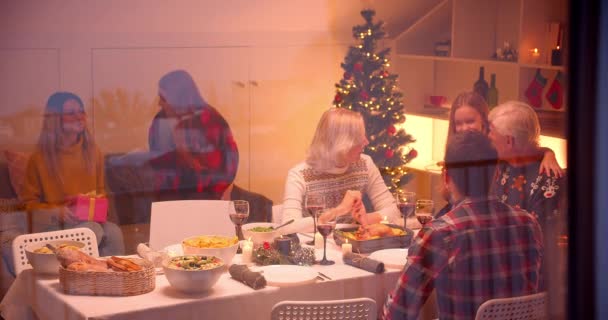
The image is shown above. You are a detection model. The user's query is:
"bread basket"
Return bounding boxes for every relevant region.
[59,258,155,296]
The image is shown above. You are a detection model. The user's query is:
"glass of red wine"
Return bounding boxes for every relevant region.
[415,199,434,226]
[317,214,336,265]
[229,200,250,240]
[395,191,416,227]
[304,193,325,246]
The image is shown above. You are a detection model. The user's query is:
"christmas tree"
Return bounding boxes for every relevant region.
[333,9,416,193]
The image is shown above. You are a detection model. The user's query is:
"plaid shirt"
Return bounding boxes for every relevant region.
[148,106,239,199]
[382,197,543,320]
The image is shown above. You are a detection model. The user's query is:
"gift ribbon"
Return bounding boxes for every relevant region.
[88,197,96,221]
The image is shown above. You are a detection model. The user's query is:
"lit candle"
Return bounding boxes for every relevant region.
[381,215,389,224]
[531,48,540,63]
[314,232,324,250]
[342,239,352,255]
[241,238,253,263]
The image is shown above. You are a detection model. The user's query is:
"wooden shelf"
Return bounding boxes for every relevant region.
[519,63,565,71]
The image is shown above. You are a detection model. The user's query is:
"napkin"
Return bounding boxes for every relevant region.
[136,243,163,268]
[229,264,266,290]
[343,252,385,273]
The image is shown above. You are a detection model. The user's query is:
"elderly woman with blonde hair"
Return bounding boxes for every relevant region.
[281,108,400,232]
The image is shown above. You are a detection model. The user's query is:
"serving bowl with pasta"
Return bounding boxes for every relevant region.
[181,235,239,265]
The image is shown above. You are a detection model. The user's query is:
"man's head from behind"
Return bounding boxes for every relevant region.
[444,131,498,199]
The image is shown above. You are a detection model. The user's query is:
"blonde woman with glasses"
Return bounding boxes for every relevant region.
[281,108,399,233]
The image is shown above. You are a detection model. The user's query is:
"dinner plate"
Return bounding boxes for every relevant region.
[368,248,408,269]
[163,244,184,257]
[255,265,318,287]
[336,223,359,230]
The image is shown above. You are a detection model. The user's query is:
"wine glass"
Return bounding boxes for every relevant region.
[304,193,325,246]
[316,212,336,266]
[415,199,435,226]
[229,200,250,240]
[395,191,416,227]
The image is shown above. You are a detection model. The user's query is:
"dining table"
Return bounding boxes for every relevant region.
[0,230,436,320]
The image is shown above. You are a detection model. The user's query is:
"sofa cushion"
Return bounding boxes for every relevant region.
[0,155,17,199]
[3,151,28,200]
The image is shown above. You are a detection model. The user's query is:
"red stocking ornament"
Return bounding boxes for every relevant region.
[545,72,564,109]
[525,69,548,108]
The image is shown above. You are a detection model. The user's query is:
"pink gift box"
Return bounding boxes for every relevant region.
[70,195,108,223]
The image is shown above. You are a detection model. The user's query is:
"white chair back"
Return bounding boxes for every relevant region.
[11,227,99,275]
[271,298,377,320]
[271,204,283,223]
[150,200,235,250]
[475,292,547,320]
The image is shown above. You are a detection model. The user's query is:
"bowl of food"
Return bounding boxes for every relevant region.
[25,240,85,275]
[181,235,239,265]
[242,222,280,245]
[163,255,225,293]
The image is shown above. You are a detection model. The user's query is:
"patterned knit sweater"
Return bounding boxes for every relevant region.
[282,154,399,230]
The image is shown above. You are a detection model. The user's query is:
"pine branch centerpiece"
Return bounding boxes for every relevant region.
[334,9,417,192]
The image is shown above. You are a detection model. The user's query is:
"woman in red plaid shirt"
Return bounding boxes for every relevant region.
[383,131,543,320]
[148,70,239,201]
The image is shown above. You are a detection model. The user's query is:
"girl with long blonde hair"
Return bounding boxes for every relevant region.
[21,92,124,256]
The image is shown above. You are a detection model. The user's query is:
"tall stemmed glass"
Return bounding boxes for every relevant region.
[305,193,325,246]
[229,200,250,240]
[395,191,416,227]
[415,199,435,227]
[317,212,336,265]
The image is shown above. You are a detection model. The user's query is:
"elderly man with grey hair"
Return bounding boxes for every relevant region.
[488,101,564,226]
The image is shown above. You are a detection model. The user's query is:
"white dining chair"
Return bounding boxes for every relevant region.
[475,292,547,320]
[149,200,235,250]
[11,227,99,275]
[271,297,377,320]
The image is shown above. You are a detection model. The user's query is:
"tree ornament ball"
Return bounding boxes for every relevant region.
[344,72,352,80]
[409,149,418,159]
[360,91,370,100]
[334,93,342,103]
[381,70,389,77]
[387,125,396,136]
[385,148,394,158]
[354,62,363,72]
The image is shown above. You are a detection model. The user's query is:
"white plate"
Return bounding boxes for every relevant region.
[163,244,184,257]
[336,223,359,230]
[369,248,409,269]
[255,265,318,287]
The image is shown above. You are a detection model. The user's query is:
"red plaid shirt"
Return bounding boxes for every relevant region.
[148,106,239,199]
[383,197,543,320]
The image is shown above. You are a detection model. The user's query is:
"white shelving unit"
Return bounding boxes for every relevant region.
[393,0,567,139]
[391,0,568,183]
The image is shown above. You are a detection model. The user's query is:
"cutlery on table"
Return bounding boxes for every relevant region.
[317,272,332,280]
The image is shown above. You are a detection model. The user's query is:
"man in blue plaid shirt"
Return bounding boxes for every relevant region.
[383,131,543,320]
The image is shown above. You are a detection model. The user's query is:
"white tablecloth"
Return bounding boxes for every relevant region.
[1,236,415,320]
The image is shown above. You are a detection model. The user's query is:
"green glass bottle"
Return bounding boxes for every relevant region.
[473,66,489,101]
[487,73,499,108]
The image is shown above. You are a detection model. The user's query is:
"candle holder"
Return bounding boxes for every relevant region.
[274,237,292,256]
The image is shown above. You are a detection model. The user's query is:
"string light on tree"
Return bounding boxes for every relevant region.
[333,9,417,192]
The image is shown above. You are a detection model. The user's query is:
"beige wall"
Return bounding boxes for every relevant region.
[0,0,361,203]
